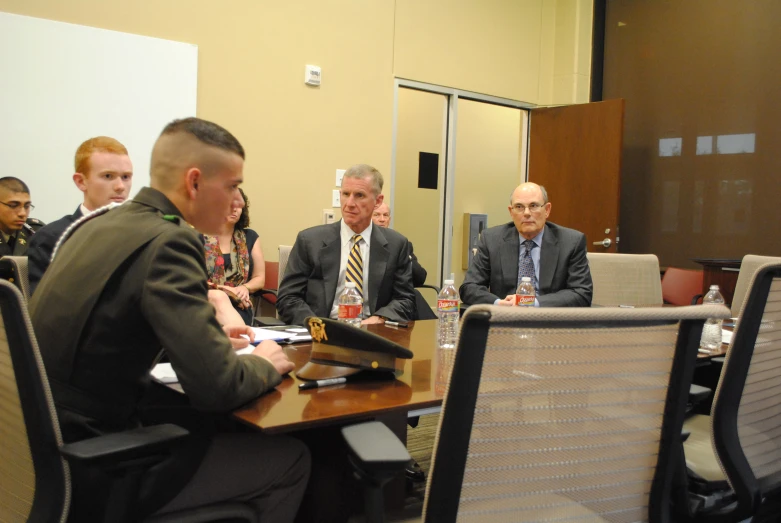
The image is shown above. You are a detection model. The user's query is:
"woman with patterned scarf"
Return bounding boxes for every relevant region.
[204,188,266,325]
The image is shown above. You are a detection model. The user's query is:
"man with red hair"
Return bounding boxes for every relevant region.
[28,136,133,293]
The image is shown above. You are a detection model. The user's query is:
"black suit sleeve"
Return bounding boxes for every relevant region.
[408,242,427,287]
[276,232,318,326]
[536,233,592,307]
[27,226,60,296]
[459,232,502,305]
[374,237,416,321]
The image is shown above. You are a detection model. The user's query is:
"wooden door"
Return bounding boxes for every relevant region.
[528,99,624,253]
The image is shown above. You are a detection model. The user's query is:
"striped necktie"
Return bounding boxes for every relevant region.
[346,234,364,297]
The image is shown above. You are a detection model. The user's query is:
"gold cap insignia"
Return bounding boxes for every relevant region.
[308,317,328,342]
[19,238,26,245]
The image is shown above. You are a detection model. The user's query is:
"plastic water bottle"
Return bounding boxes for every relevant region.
[437,278,460,349]
[515,277,536,307]
[700,285,725,352]
[338,282,362,327]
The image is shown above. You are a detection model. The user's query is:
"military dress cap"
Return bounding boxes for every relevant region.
[297,317,414,380]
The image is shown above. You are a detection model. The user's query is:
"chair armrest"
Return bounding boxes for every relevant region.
[688,384,712,404]
[255,288,277,298]
[60,423,189,466]
[342,421,411,475]
[417,284,441,294]
[690,294,703,305]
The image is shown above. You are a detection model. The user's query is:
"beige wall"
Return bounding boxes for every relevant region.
[0,0,592,261]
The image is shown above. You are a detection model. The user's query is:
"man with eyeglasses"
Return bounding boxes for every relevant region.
[460,182,592,307]
[0,177,44,256]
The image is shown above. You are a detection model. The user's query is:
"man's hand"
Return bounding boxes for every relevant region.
[223,324,254,349]
[362,315,386,325]
[252,340,295,375]
[497,295,516,307]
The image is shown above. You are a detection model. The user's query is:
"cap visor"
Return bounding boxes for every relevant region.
[296,361,363,381]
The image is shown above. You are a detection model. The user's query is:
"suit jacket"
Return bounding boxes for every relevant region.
[30,187,281,442]
[408,241,427,288]
[277,221,416,326]
[460,221,592,307]
[0,217,44,256]
[28,206,83,295]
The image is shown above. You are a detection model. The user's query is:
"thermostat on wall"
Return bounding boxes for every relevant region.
[304,65,321,86]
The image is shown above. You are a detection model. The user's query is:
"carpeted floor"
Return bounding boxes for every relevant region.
[402,412,440,518]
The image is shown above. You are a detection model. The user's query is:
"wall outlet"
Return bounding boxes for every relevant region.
[335,169,346,186]
[322,209,335,224]
[332,189,341,207]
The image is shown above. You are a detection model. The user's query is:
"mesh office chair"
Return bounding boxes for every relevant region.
[680,262,781,522]
[587,253,663,307]
[730,255,781,316]
[0,279,256,523]
[344,302,728,522]
[0,255,31,300]
[662,267,704,306]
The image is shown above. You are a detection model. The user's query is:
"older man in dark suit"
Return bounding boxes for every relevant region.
[277,164,415,326]
[460,182,592,307]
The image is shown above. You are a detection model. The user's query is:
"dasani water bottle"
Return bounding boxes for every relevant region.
[437,278,460,349]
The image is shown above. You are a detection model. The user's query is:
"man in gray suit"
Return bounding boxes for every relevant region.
[277,164,415,326]
[460,182,592,307]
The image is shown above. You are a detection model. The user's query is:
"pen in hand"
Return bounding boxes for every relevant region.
[299,377,347,390]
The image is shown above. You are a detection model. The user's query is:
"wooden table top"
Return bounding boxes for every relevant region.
[232,320,450,434]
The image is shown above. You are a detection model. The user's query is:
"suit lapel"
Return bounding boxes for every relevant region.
[368,226,389,314]
[320,223,342,313]
[500,224,521,292]
[539,223,559,293]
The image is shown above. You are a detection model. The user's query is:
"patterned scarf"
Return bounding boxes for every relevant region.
[204,228,250,288]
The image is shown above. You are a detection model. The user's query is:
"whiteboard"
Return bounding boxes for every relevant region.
[0,12,197,224]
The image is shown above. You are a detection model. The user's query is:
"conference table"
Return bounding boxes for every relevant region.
[232,319,448,435]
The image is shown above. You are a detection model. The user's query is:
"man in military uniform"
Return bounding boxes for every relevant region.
[28,136,133,294]
[30,118,310,521]
[0,177,44,255]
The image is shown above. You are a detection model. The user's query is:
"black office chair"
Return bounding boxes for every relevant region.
[677,261,781,522]
[413,284,439,321]
[343,302,727,522]
[0,279,256,523]
[0,255,30,300]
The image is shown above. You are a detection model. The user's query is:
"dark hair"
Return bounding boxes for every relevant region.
[235,188,250,230]
[0,177,30,194]
[160,117,245,159]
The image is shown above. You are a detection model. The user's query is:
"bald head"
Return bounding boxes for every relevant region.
[372,201,391,228]
[508,182,551,240]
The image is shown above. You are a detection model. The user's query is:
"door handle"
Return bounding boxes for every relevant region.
[593,238,612,248]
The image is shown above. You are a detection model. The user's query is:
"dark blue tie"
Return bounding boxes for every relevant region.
[517,239,537,290]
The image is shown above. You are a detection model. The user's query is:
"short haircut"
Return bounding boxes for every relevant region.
[74,136,129,175]
[0,177,30,194]
[159,117,245,160]
[343,164,383,197]
[236,188,250,230]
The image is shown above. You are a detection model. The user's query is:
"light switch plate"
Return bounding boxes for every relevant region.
[322,209,335,224]
[335,169,346,186]
[332,190,341,207]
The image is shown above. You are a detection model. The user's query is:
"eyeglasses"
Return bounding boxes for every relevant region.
[511,202,545,213]
[0,201,34,212]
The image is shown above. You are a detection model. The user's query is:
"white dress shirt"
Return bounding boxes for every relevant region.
[329,220,372,319]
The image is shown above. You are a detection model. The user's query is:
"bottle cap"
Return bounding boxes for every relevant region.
[709,285,719,290]
[521,277,531,282]
[444,279,454,285]
[345,282,356,288]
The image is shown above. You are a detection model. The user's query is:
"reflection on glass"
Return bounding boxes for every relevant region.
[659,138,682,157]
[434,347,456,397]
[716,133,755,155]
[661,181,680,233]
[696,136,713,155]
[692,181,704,233]
[716,180,752,235]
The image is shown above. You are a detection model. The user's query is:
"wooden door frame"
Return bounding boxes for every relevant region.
[391,78,534,286]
